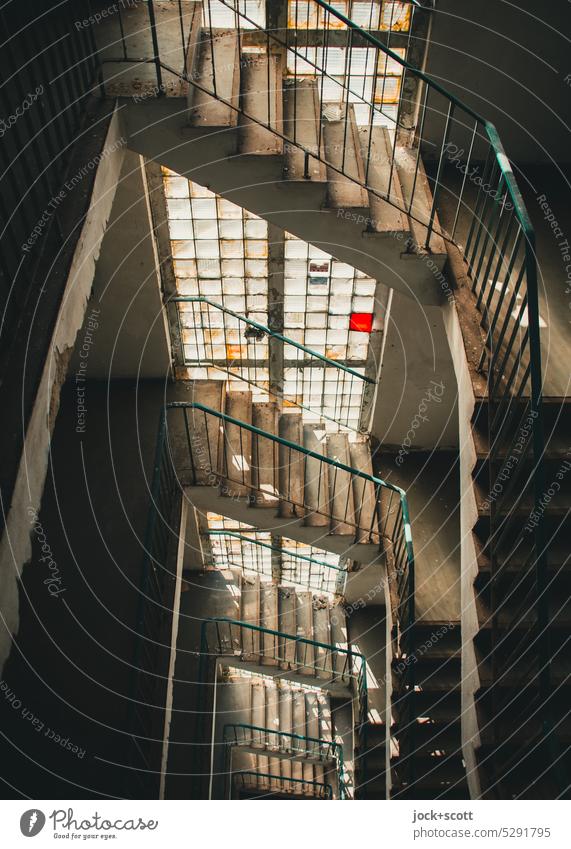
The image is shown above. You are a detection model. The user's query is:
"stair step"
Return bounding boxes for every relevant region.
[292,689,307,782]
[358,126,409,235]
[278,414,305,518]
[323,105,369,209]
[296,591,315,672]
[251,680,265,743]
[394,145,447,256]
[327,433,357,535]
[188,30,240,127]
[266,683,281,751]
[260,584,279,665]
[303,425,330,528]
[305,691,320,785]
[349,440,380,543]
[238,54,283,155]
[283,79,327,181]
[330,604,349,678]
[252,402,279,506]
[240,573,261,662]
[313,598,332,680]
[279,688,294,784]
[221,391,252,498]
[181,381,226,484]
[278,587,297,668]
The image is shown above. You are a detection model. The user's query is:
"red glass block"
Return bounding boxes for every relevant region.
[349,312,373,333]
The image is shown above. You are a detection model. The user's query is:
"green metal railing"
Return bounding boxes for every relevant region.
[205,529,348,595]
[167,400,415,649]
[129,407,179,796]
[232,770,333,799]
[95,0,551,795]
[172,296,375,432]
[199,616,366,794]
[224,723,348,799]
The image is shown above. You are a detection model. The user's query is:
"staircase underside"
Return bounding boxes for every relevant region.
[116,98,447,306]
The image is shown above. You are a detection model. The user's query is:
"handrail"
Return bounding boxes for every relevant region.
[225,722,339,754]
[232,770,333,799]
[172,296,374,431]
[173,297,375,385]
[224,722,348,798]
[206,529,347,574]
[168,400,416,646]
[201,615,365,666]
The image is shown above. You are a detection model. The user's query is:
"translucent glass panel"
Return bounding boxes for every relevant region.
[288,1,411,31]
[204,0,265,29]
[163,168,270,399]
[283,233,374,429]
[205,513,343,594]
[286,46,405,126]
[281,539,342,595]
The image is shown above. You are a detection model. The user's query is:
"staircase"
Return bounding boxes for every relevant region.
[113,0,558,802]
[470,399,571,798]
[391,622,468,799]
[172,385,390,565]
[93,0,449,305]
[219,671,344,799]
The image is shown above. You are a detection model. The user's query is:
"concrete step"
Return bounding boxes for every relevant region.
[313,596,332,680]
[278,587,297,669]
[358,126,409,236]
[188,30,240,128]
[221,391,252,498]
[303,424,330,528]
[323,105,369,209]
[260,583,279,665]
[238,54,283,155]
[349,440,380,544]
[95,0,197,98]
[240,573,260,662]
[296,590,315,672]
[283,78,327,182]
[394,144,447,257]
[327,433,357,535]
[278,414,305,519]
[251,403,279,506]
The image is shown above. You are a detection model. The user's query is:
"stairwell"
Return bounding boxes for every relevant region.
[90,0,559,802]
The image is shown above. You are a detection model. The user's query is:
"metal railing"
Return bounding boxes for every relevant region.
[206,529,348,594]
[232,770,333,799]
[167,400,415,647]
[199,616,366,793]
[173,296,375,431]
[93,0,549,793]
[224,723,348,798]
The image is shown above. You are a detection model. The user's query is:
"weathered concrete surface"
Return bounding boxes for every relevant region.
[0,107,125,677]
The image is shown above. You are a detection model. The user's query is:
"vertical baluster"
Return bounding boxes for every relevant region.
[424,101,454,249]
[147,1,164,95]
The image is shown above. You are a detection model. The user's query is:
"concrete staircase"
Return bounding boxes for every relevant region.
[390,623,469,799]
[201,572,355,799]
[95,5,448,305]
[178,385,384,565]
[238,575,348,680]
[219,671,343,799]
[470,399,571,799]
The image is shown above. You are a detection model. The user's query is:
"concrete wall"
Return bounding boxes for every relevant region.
[68,151,171,381]
[372,292,459,451]
[0,108,125,676]
[0,379,170,799]
[426,1,571,164]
